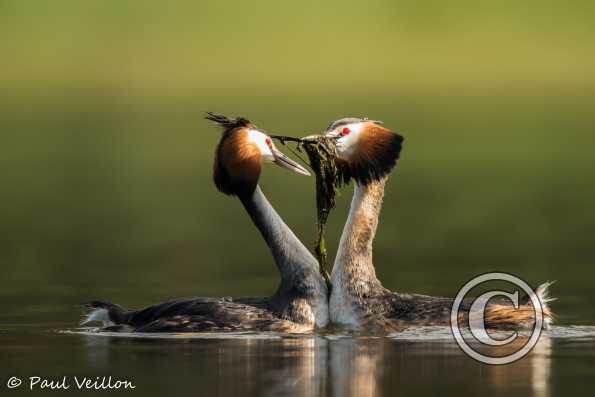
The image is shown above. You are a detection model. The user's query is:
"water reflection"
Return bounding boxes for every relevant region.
[531,337,552,397]
[330,336,552,397]
[329,338,384,397]
[77,332,553,397]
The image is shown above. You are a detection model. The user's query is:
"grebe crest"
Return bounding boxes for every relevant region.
[325,117,404,186]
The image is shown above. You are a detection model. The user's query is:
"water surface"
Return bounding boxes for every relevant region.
[4,322,595,396]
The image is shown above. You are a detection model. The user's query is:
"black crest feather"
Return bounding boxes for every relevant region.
[205,112,252,130]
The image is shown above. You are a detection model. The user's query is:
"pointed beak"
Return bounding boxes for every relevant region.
[271,147,311,176]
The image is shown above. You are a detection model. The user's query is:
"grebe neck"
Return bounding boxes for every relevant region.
[238,185,321,287]
[331,177,388,288]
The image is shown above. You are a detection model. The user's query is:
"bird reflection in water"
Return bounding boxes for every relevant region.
[81,332,551,397]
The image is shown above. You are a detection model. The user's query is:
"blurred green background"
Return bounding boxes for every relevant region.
[1,0,594,326]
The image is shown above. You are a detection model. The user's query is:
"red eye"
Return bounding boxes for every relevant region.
[341,127,351,136]
[265,138,271,145]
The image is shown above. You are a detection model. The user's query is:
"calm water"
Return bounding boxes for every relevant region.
[3,322,595,396]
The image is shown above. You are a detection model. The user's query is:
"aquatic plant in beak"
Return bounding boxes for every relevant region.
[270,133,346,290]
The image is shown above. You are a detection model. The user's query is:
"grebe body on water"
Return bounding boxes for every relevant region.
[83,113,328,333]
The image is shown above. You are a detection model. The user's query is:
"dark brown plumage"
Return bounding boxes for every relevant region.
[84,298,313,333]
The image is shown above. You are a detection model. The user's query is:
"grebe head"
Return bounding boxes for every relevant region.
[208,112,310,196]
[325,117,404,185]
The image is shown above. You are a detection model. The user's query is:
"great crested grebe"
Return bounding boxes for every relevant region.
[325,117,554,332]
[82,113,328,333]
